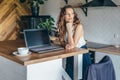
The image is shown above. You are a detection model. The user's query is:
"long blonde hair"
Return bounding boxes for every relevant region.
[57,5,80,47]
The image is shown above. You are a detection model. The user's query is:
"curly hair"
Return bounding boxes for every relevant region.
[57,5,80,47]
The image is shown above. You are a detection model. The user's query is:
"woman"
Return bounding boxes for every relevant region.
[57,5,91,80]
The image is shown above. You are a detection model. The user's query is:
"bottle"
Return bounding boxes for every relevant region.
[113,33,120,48]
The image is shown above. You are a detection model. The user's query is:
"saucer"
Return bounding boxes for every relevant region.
[13,51,31,56]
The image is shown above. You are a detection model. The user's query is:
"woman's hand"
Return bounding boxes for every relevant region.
[66,22,73,32]
[65,22,75,49]
[65,44,74,49]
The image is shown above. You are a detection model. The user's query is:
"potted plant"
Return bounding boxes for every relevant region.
[19,0,47,16]
[37,16,55,34]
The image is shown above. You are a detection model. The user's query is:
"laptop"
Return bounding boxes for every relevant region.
[23,29,64,53]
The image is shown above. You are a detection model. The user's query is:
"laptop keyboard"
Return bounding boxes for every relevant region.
[31,45,63,52]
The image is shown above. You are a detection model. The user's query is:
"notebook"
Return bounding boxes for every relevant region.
[23,29,63,53]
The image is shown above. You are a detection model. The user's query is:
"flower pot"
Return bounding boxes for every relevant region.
[31,6,39,16]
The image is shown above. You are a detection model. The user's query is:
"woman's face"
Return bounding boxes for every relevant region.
[64,8,74,23]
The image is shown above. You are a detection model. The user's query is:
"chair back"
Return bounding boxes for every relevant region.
[87,55,116,80]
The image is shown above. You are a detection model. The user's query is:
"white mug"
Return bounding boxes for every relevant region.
[18,47,29,55]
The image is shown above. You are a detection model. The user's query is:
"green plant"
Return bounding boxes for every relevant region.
[37,17,55,32]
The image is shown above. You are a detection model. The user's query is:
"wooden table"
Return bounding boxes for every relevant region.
[87,42,120,56]
[87,41,120,63]
[0,39,88,80]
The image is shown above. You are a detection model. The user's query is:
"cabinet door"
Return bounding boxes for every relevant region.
[20,16,31,31]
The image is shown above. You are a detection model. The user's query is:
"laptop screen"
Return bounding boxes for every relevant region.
[24,29,51,48]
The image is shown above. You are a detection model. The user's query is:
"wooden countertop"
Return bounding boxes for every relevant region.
[87,42,120,56]
[0,39,88,66]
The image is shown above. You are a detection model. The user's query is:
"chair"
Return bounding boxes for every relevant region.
[87,55,116,80]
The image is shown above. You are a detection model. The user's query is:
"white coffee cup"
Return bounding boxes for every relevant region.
[18,47,29,55]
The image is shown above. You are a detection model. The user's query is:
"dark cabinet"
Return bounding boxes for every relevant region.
[20,15,50,31]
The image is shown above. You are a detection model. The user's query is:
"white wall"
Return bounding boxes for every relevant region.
[40,0,61,27]
[76,7,120,45]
